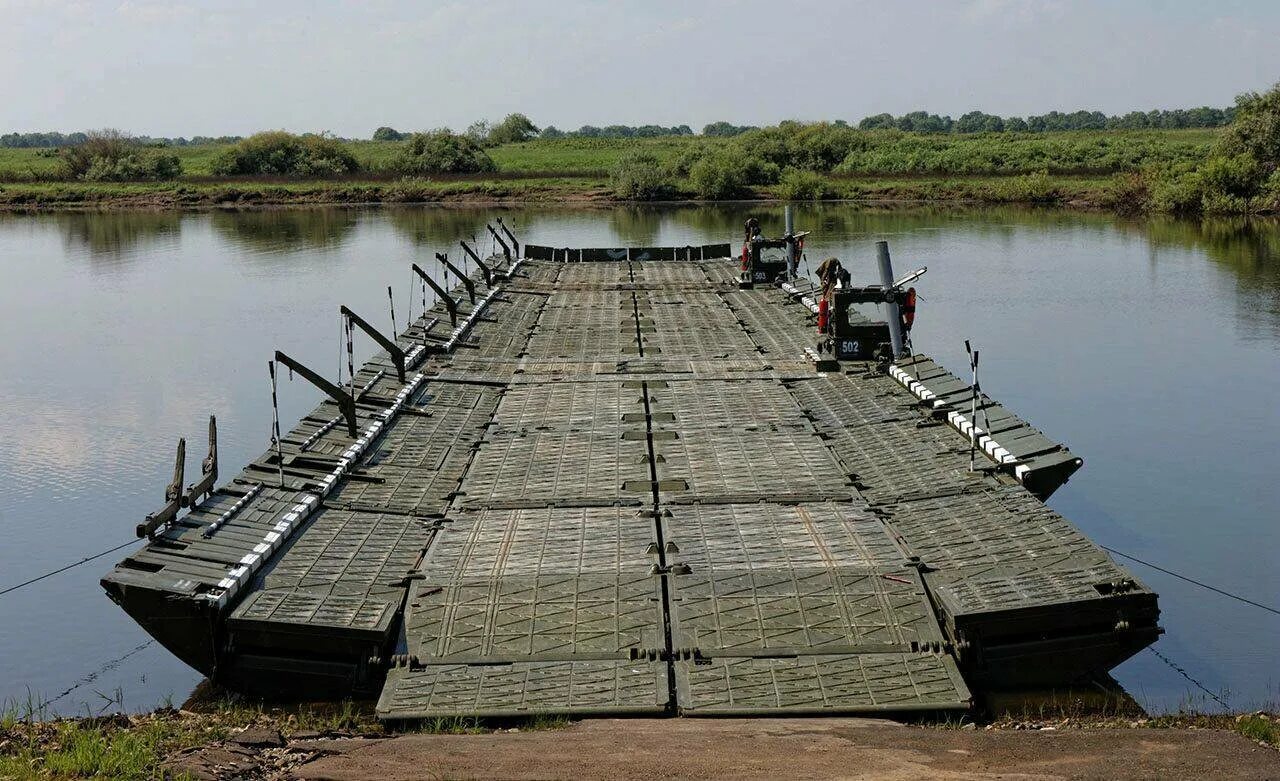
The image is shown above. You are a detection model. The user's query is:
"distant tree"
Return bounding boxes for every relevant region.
[1004,117,1029,132]
[540,125,565,139]
[675,125,694,135]
[576,125,602,137]
[487,113,539,145]
[896,111,951,133]
[373,126,404,142]
[702,121,753,137]
[464,120,492,145]
[857,113,896,130]
[1220,82,1280,174]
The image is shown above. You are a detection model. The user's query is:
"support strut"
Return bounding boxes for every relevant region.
[412,263,457,327]
[436,252,475,304]
[487,224,511,262]
[496,217,520,258]
[274,350,358,438]
[341,305,406,382]
[460,241,492,286]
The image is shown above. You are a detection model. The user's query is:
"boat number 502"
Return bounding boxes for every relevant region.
[840,340,859,355]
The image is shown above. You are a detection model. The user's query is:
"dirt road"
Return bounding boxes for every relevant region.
[292,717,1279,781]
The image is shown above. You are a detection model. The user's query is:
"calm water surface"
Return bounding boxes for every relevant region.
[0,205,1276,715]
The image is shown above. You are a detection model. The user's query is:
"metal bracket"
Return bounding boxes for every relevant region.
[412,263,457,327]
[460,240,492,286]
[182,415,218,508]
[138,437,184,538]
[274,350,358,438]
[486,223,511,261]
[341,305,406,382]
[436,252,475,304]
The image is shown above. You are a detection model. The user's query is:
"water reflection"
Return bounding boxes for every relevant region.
[209,208,359,254]
[606,206,664,246]
[55,211,181,265]
[385,206,499,249]
[1138,216,1280,340]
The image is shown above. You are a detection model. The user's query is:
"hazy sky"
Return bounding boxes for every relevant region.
[3,0,1279,137]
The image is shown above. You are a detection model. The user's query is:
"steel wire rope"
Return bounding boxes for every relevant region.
[0,540,139,598]
[1101,545,1279,616]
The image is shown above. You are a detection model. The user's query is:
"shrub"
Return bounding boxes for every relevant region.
[1148,163,1206,213]
[610,151,672,200]
[393,130,496,175]
[210,131,359,176]
[689,152,750,199]
[775,168,829,200]
[1219,83,1280,174]
[59,130,181,181]
[1197,153,1262,199]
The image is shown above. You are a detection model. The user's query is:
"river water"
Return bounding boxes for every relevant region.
[0,205,1276,716]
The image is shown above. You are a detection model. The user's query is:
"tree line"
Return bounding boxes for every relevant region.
[0,131,244,148]
[4,104,1237,150]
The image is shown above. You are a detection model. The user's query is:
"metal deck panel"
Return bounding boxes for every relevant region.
[402,573,664,662]
[668,567,945,655]
[662,503,906,573]
[674,653,970,715]
[460,431,650,509]
[378,659,668,720]
[654,427,855,504]
[418,507,657,581]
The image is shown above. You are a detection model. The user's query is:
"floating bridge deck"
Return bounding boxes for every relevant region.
[103,242,1160,721]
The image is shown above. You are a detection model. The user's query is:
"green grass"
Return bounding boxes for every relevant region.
[1236,714,1279,746]
[489,136,714,174]
[0,128,1229,211]
[0,129,1217,182]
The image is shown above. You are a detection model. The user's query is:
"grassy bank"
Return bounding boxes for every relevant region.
[0,129,1219,212]
[0,171,1136,211]
[1,697,1273,779]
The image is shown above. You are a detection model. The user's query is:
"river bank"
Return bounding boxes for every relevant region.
[2,701,1275,780]
[0,172,1135,212]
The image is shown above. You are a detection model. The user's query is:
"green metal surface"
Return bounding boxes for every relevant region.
[103,247,1158,717]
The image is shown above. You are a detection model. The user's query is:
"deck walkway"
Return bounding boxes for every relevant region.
[103,248,1160,720]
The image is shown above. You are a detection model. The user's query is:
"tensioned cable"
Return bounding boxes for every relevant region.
[0,540,138,598]
[1146,646,1230,710]
[1102,545,1279,617]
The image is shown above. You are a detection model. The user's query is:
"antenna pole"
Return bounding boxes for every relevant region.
[345,314,356,401]
[388,285,397,336]
[269,359,284,488]
[966,341,979,472]
[784,205,795,278]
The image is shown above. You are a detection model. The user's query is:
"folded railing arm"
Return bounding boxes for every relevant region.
[412,262,457,327]
[341,305,406,382]
[436,252,475,304]
[273,350,357,438]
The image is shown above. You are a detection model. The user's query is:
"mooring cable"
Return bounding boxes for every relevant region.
[0,540,138,598]
[1101,545,1280,617]
[1146,646,1230,710]
[36,640,155,713]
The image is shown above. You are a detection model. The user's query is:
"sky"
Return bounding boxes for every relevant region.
[2,0,1279,138]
